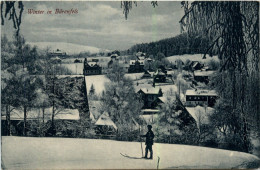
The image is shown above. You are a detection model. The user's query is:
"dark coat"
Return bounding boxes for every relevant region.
[143,130,154,145]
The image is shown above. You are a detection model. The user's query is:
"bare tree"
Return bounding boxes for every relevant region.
[180,1,259,152]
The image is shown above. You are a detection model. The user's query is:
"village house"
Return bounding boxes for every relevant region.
[1,108,80,136]
[138,88,163,109]
[95,112,118,136]
[153,69,167,83]
[193,70,215,84]
[48,49,67,58]
[128,60,145,73]
[185,89,218,107]
[185,61,204,71]
[83,58,102,75]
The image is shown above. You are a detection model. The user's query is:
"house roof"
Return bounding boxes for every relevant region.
[192,61,199,68]
[95,112,117,130]
[138,87,162,95]
[185,89,217,96]
[1,108,80,121]
[194,70,215,77]
[136,52,144,56]
[186,106,215,127]
[158,97,167,103]
[87,62,98,67]
[138,56,145,60]
[141,109,160,113]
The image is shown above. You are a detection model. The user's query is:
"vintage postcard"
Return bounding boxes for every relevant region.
[1,1,259,169]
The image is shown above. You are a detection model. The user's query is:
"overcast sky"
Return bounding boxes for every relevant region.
[1,1,184,51]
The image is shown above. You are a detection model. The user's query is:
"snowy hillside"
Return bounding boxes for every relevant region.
[28,42,108,55]
[2,137,259,169]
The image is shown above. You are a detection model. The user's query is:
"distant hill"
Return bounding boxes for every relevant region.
[126,33,212,58]
[28,42,109,55]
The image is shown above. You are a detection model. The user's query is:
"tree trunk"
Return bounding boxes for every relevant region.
[23,106,27,136]
[6,105,11,136]
[42,108,45,123]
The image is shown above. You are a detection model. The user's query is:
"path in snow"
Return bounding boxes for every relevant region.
[2,137,259,169]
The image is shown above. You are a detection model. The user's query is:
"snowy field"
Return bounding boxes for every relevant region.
[2,137,259,169]
[167,54,219,64]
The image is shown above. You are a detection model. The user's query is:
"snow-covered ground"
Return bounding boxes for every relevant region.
[2,137,259,169]
[167,54,219,64]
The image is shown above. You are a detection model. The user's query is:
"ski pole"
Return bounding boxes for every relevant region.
[140,126,143,157]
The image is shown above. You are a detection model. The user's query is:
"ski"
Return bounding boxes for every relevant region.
[120,153,144,159]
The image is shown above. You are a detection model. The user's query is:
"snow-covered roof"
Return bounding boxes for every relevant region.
[158,97,167,103]
[87,62,98,67]
[1,108,80,121]
[138,87,161,95]
[141,109,160,112]
[55,109,80,120]
[95,112,117,130]
[138,56,145,60]
[192,61,199,68]
[145,58,153,62]
[186,89,217,96]
[136,52,142,55]
[186,106,215,127]
[194,70,215,76]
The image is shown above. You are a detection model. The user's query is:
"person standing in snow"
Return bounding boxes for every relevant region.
[140,125,154,159]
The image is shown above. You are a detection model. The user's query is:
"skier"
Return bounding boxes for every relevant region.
[140,125,154,159]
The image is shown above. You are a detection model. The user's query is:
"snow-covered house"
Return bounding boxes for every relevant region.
[193,70,215,84]
[186,106,214,128]
[83,58,102,75]
[1,108,80,136]
[153,69,167,83]
[185,61,204,71]
[95,112,117,136]
[138,87,163,109]
[128,60,145,73]
[48,49,67,58]
[185,89,217,107]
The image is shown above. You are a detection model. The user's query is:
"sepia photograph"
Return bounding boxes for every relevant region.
[1,1,260,169]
